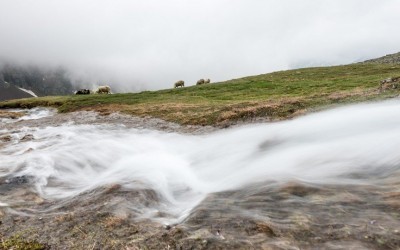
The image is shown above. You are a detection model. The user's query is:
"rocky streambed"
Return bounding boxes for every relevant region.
[1,105,400,249]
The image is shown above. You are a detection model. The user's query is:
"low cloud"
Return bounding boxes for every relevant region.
[0,0,399,92]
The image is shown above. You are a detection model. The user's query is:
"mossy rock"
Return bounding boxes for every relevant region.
[1,235,49,250]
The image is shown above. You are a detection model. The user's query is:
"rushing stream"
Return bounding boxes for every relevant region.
[1,102,400,249]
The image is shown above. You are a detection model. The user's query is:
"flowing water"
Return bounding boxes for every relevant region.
[1,103,400,249]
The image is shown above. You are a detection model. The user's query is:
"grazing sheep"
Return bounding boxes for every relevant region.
[204,78,211,84]
[196,79,205,85]
[174,80,185,88]
[75,89,91,95]
[95,86,111,94]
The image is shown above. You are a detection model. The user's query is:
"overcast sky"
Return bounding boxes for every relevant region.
[0,0,399,92]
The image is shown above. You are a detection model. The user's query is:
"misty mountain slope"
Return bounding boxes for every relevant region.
[0,81,35,101]
[0,64,74,97]
[1,55,400,126]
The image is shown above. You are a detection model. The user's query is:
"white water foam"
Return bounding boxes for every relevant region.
[1,100,400,222]
[18,107,55,121]
[0,107,55,124]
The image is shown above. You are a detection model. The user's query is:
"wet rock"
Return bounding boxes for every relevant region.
[288,213,312,230]
[278,182,321,197]
[1,109,216,135]
[253,222,276,237]
[5,176,31,185]
[0,135,12,142]
[102,215,126,228]
[327,192,363,204]
[103,183,122,194]
[380,76,400,84]
[20,134,34,141]
[0,110,25,119]
[379,77,400,92]
[383,191,400,209]
[23,148,34,154]
[259,139,284,151]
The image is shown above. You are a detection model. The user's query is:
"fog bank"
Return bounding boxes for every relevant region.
[0,0,399,91]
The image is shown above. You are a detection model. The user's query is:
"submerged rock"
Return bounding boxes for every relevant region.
[0,110,25,119]
[4,175,31,185]
[20,134,34,141]
[0,135,12,142]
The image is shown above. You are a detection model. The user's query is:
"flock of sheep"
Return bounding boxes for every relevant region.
[75,79,211,95]
[174,78,211,88]
[74,76,400,95]
[75,85,111,95]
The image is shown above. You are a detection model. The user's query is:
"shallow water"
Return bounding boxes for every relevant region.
[0,107,55,124]
[1,101,400,221]
[1,102,400,248]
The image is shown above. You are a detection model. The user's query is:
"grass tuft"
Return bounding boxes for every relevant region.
[1,234,48,250]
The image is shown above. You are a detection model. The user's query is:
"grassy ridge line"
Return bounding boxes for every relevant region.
[1,63,400,126]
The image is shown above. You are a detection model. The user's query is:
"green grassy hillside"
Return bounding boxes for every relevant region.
[1,62,400,126]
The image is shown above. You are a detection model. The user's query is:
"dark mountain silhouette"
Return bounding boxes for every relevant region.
[0,80,35,101]
[0,64,74,101]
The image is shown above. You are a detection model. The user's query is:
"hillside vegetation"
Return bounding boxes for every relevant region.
[1,62,400,126]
